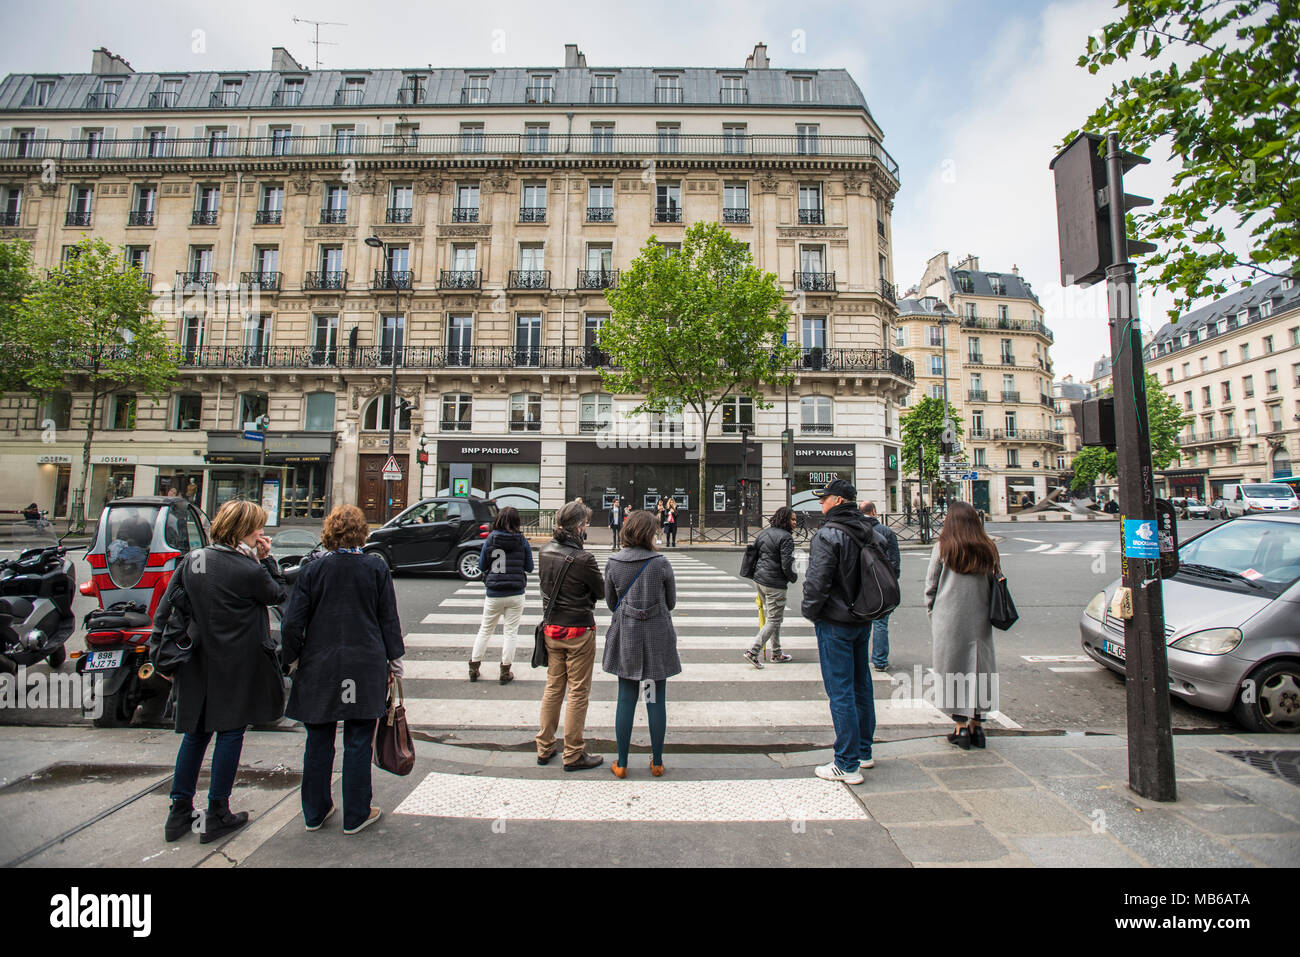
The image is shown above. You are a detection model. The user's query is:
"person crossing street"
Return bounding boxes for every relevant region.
[744,506,798,668]
[859,500,900,671]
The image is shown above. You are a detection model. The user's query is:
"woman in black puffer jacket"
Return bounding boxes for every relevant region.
[470,506,534,683]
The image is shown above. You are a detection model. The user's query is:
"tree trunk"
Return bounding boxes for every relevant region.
[697,435,708,539]
[77,390,100,532]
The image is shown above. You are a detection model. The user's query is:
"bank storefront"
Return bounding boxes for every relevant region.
[435,440,541,510]
[791,442,857,511]
[1161,468,1210,501]
[205,432,336,526]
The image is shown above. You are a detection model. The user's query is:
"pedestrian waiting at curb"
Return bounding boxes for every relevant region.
[925,500,999,751]
[162,499,288,844]
[604,510,681,779]
[744,505,798,668]
[280,504,404,835]
[662,498,678,548]
[535,500,606,771]
[860,500,901,671]
[608,497,623,547]
[470,506,533,684]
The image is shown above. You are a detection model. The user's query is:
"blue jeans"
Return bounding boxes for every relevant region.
[815,621,876,771]
[170,728,246,803]
[303,719,377,831]
[870,615,890,668]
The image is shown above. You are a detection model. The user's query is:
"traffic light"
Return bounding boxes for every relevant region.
[1050,131,1158,287]
[1073,395,1116,450]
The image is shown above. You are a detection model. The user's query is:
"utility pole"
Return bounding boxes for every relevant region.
[1052,131,1174,802]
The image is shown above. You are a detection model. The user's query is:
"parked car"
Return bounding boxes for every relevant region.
[1171,497,1211,520]
[1079,513,1300,732]
[268,528,321,564]
[1209,498,1231,520]
[364,496,499,579]
[1220,483,1300,519]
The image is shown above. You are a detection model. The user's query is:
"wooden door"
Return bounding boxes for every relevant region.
[358,454,408,524]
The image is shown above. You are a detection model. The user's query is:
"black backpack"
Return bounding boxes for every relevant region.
[825,522,901,622]
[739,536,761,579]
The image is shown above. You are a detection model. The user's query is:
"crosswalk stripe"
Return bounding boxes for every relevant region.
[453,589,757,598]
[402,633,823,650]
[400,660,889,683]
[438,598,764,610]
[421,613,816,629]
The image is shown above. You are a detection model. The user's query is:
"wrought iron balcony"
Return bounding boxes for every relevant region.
[177,271,216,288]
[148,90,180,108]
[798,208,825,225]
[968,390,988,402]
[319,207,348,224]
[800,423,834,434]
[993,429,1064,445]
[0,211,19,227]
[440,419,473,431]
[791,348,913,380]
[968,429,993,441]
[192,210,218,225]
[958,314,1054,343]
[587,206,613,222]
[1181,429,1240,446]
[583,346,610,368]
[722,207,750,223]
[459,87,491,104]
[508,270,550,290]
[577,269,618,290]
[270,88,303,107]
[373,270,413,290]
[254,209,282,225]
[84,92,118,109]
[655,205,683,223]
[210,91,241,108]
[65,211,91,227]
[519,206,547,223]
[334,87,365,106]
[1001,391,1021,403]
[655,86,684,103]
[304,270,348,290]
[795,271,836,292]
[127,210,154,226]
[396,86,426,105]
[878,219,886,238]
[439,270,481,290]
[579,417,612,433]
[385,206,413,224]
[451,206,479,223]
[880,278,897,304]
[719,87,748,104]
[240,271,282,290]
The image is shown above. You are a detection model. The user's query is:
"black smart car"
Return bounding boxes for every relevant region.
[364,496,499,579]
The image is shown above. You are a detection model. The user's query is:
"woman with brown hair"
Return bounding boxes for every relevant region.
[924,500,999,750]
[280,504,404,835]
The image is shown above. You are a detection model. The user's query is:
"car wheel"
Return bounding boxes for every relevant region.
[369,548,394,573]
[1233,659,1300,733]
[457,549,482,581]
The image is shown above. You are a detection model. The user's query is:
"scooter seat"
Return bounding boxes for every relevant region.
[0,597,33,620]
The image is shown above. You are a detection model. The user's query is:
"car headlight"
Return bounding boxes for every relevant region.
[1084,591,1107,622]
[1168,627,1243,655]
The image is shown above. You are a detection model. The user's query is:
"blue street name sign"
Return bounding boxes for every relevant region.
[243,430,265,442]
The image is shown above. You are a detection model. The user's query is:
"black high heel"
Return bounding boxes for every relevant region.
[970,724,987,749]
[946,727,971,750]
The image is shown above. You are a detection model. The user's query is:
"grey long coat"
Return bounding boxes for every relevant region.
[601,547,681,682]
[924,545,999,718]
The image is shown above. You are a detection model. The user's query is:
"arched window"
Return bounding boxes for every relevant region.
[362,394,411,432]
[1273,447,1293,479]
[509,392,541,432]
[800,396,832,434]
[441,393,472,431]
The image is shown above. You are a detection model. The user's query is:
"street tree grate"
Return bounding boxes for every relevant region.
[1219,750,1300,789]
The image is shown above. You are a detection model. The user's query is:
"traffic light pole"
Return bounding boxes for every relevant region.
[1105,132,1176,802]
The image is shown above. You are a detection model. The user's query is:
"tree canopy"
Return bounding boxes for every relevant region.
[899,396,965,480]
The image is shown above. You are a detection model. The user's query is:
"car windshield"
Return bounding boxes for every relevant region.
[271,530,319,546]
[1244,484,1295,499]
[105,505,158,589]
[1179,519,1300,595]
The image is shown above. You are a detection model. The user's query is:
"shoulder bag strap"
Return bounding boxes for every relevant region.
[541,554,576,628]
[613,558,654,613]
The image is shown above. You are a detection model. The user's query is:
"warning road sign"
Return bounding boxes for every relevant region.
[381,454,403,481]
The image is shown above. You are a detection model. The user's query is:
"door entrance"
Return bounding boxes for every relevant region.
[972,480,990,515]
[358,453,408,524]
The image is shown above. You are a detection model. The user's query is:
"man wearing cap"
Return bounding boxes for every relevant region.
[801,478,880,784]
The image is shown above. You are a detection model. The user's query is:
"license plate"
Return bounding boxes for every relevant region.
[1102,640,1126,661]
[84,650,124,671]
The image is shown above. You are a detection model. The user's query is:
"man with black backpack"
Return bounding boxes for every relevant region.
[801,479,901,784]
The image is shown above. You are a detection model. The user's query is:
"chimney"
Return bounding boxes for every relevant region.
[91,47,134,75]
[1011,263,1020,277]
[564,44,587,68]
[744,42,769,69]
[271,47,305,72]
[955,253,979,271]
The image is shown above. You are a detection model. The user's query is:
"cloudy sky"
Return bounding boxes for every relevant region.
[3,0,1222,382]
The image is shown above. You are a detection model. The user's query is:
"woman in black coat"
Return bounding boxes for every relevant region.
[280,504,404,835]
[164,499,288,845]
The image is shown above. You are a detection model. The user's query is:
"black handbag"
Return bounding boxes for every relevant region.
[149,564,195,677]
[532,554,575,668]
[990,566,1019,631]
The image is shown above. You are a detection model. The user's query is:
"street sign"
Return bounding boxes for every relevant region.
[381,454,403,481]
[243,430,265,442]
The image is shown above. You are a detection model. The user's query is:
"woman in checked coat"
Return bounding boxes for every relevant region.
[602,510,680,778]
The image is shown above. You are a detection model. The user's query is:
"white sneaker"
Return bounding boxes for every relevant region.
[343,807,382,835]
[859,757,875,769]
[815,762,864,785]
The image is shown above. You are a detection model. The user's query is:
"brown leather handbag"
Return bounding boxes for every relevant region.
[373,675,415,776]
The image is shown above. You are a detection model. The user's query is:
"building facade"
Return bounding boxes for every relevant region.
[895,252,1062,515]
[0,43,911,525]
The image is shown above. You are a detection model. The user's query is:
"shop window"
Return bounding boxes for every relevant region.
[362,394,411,432]
[441,393,472,431]
[490,464,541,510]
[42,391,72,431]
[510,392,542,432]
[173,392,202,430]
[304,392,336,431]
[720,396,754,433]
[106,393,136,430]
[238,392,268,429]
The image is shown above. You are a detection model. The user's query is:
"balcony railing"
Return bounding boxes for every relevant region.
[993,429,1065,445]
[0,211,18,227]
[440,418,472,431]
[795,271,836,292]
[655,205,683,223]
[270,88,303,107]
[800,423,834,434]
[719,87,748,104]
[590,87,618,103]
[304,270,348,290]
[519,206,547,223]
[380,206,412,224]
[451,206,479,223]
[373,270,413,290]
[968,429,993,441]
[252,208,283,225]
[0,132,900,177]
[1181,430,1240,446]
[177,271,217,288]
[240,271,282,290]
[722,207,750,224]
[525,87,553,103]
[577,269,618,290]
[968,390,988,402]
[655,86,684,103]
[587,206,613,222]
[319,207,348,224]
[396,86,426,105]
[84,92,119,109]
[439,269,481,290]
[127,210,154,226]
[508,270,550,290]
[148,90,180,108]
[210,91,241,108]
[1001,391,1021,403]
[459,87,491,104]
[192,210,218,225]
[65,211,91,227]
[959,315,1054,343]
[880,278,897,304]
[798,208,825,225]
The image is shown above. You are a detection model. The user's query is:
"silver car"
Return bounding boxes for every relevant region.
[1079,513,1300,732]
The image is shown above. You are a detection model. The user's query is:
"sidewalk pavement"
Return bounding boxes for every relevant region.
[1,725,1295,867]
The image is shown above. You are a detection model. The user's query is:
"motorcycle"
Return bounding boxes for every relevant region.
[77,600,165,728]
[0,534,77,675]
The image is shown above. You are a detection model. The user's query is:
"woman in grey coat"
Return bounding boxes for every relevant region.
[602,510,680,778]
[924,501,1000,750]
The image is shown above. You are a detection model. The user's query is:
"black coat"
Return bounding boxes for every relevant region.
[800,505,888,625]
[172,545,289,734]
[479,529,533,597]
[280,551,404,725]
[864,517,901,577]
[538,529,604,628]
[752,526,797,589]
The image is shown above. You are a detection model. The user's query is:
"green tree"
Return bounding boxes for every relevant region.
[600,222,798,532]
[17,237,175,526]
[1068,373,1190,492]
[0,239,35,393]
[1072,0,1300,318]
[899,396,964,502]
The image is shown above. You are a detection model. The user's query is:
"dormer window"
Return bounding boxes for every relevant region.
[791,75,815,102]
[337,76,365,106]
[214,78,242,107]
[400,74,426,104]
[719,75,746,104]
[463,75,490,105]
[527,75,553,103]
[988,274,1005,295]
[655,74,682,103]
[591,74,617,103]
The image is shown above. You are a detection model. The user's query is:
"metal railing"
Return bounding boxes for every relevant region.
[880,278,897,303]
[1181,430,1240,446]
[508,270,550,289]
[254,209,282,225]
[798,208,825,225]
[439,269,481,289]
[191,210,218,225]
[518,206,547,223]
[240,271,281,290]
[992,429,1064,444]
[722,207,750,223]
[1001,391,1021,403]
[148,90,180,108]
[334,88,365,106]
[304,270,347,290]
[655,205,683,223]
[319,207,348,224]
[210,91,241,108]
[439,419,472,431]
[577,269,618,290]
[396,86,426,105]
[373,270,413,290]
[65,211,91,227]
[271,88,303,107]
[959,315,1054,342]
[795,271,836,292]
[968,390,988,402]
[177,270,216,287]
[385,206,413,223]
[587,206,613,222]
[127,210,154,226]
[450,206,479,223]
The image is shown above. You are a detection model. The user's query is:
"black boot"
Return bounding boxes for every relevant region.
[199,798,249,844]
[164,799,194,842]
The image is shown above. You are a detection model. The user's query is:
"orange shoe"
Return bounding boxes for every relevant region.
[650,761,665,777]
[611,762,627,779]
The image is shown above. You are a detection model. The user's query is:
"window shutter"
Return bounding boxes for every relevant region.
[382,122,394,138]
[166,126,179,140]
[193,126,204,138]
[355,122,367,138]
[69,126,81,144]
[34,127,49,145]
[0,130,9,157]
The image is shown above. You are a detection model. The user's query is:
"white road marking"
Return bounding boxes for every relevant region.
[1049,666,1106,673]
[403,633,823,650]
[420,613,816,629]
[1021,655,1093,663]
[400,660,889,683]
[985,710,1022,730]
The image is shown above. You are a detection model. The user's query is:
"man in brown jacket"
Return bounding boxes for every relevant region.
[535,500,605,770]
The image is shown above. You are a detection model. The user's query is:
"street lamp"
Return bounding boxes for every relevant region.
[934,301,955,507]
[366,234,402,523]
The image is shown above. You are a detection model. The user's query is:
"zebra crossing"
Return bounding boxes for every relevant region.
[1013,538,1119,556]
[401,551,1018,733]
